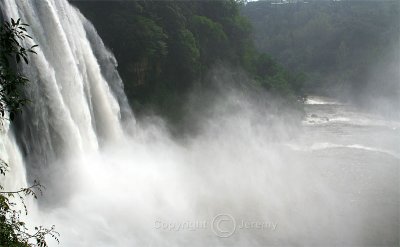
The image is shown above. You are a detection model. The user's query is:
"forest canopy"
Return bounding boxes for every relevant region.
[242,0,400,105]
[72,0,304,126]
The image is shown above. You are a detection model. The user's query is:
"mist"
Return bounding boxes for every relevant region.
[25,69,399,247]
[242,0,400,121]
[0,0,398,246]
[354,46,400,120]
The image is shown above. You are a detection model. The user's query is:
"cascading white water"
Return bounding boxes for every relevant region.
[0,119,27,191]
[0,0,399,246]
[0,0,133,191]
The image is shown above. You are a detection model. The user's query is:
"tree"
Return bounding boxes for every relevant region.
[242,0,400,96]
[72,0,303,128]
[0,18,59,247]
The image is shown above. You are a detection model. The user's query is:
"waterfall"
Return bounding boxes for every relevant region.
[0,0,133,191]
[0,1,398,246]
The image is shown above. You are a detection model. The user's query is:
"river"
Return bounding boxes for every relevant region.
[0,0,398,245]
[36,95,399,246]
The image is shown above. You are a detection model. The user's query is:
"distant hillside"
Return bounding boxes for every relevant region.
[242,0,400,105]
[71,1,305,129]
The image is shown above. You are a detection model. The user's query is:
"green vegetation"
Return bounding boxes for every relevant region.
[0,18,58,247]
[242,0,400,99]
[72,1,304,126]
[0,18,37,122]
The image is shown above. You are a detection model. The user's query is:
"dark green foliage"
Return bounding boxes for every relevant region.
[0,18,37,122]
[72,1,302,126]
[0,19,59,247]
[242,1,400,96]
[0,169,59,246]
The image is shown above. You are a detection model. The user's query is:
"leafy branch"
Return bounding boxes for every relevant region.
[0,18,59,246]
[0,18,37,122]
[0,159,59,246]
